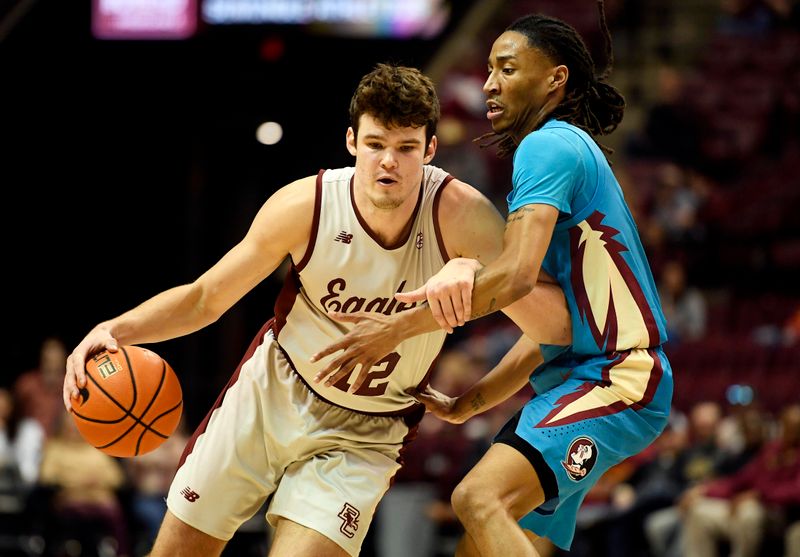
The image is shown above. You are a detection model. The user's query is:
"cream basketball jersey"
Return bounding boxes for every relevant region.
[273,165,452,415]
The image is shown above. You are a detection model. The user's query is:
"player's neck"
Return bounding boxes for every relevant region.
[353,185,421,248]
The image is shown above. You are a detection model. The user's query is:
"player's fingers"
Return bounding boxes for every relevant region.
[428,299,454,334]
[106,339,119,352]
[348,360,377,393]
[322,360,357,388]
[310,341,346,363]
[69,352,87,389]
[63,373,78,411]
[395,285,427,303]
[326,311,363,324]
[461,286,472,322]
[446,288,465,327]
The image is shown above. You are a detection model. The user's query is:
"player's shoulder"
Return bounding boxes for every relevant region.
[522,120,586,152]
[436,172,495,210]
[266,174,318,216]
[435,173,504,233]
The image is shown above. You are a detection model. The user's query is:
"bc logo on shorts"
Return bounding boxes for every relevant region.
[338,502,360,538]
[561,436,597,481]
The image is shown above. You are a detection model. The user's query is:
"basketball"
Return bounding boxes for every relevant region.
[70,345,183,457]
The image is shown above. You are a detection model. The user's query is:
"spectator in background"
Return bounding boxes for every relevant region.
[374,350,480,557]
[627,65,700,167]
[0,387,44,486]
[651,164,704,246]
[645,401,726,557]
[38,413,129,557]
[14,337,67,438]
[658,260,707,343]
[786,519,800,557]
[682,403,800,557]
[127,419,189,553]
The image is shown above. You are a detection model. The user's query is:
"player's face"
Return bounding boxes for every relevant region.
[484,30,560,143]
[347,113,436,211]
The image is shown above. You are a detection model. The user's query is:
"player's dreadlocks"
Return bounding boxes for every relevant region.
[478,0,625,158]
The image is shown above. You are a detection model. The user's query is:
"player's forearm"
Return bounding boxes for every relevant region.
[468,258,536,321]
[103,283,218,345]
[503,283,572,345]
[451,335,543,422]
[393,303,442,338]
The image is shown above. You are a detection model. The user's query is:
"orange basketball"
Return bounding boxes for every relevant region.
[70,345,183,457]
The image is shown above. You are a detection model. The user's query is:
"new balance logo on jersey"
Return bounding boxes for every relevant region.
[180,487,200,502]
[338,502,360,538]
[335,231,353,244]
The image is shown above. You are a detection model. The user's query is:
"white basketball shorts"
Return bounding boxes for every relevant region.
[166,323,418,556]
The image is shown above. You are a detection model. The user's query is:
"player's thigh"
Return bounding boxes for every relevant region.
[268,517,350,557]
[149,510,227,557]
[455,443,546,518]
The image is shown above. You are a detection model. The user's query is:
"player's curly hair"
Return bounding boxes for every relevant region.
[350,63,440,145]
[478,0,625,158]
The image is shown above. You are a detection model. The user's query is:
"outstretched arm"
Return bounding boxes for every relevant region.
[63,176,316,409]
[311,180,566,391]
[413,335,543,424]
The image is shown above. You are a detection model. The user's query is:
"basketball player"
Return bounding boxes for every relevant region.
[312,4,674,556]
[61,64,571,557]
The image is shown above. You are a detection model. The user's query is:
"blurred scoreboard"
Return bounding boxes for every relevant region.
[93,0,449,39]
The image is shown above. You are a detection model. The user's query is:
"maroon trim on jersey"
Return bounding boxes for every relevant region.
[176,319,274,471]
[349,174,424,250]
[631,348,664,411]
[273,334,425,418]
[413,352,443,393]
[389,404,426,488]
[432,174,454,263]
[273,264,301,337]
[295,169,325,272]
[534,349,664,428]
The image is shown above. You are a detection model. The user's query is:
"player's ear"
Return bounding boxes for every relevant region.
[550,65,568,91]
[346,127,357,156]
[423,135,437,164]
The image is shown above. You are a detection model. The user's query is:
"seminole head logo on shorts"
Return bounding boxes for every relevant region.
[338,502,360,538]
[561,436,598,481]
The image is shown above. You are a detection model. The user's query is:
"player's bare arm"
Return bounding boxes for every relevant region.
[412,335,543,424]
[311,191,566,391]
[64,176,317,410]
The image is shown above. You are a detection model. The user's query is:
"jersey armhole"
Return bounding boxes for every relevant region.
[294,169,324,271]
[432,174,454,263]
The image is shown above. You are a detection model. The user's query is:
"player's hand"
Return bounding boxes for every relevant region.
[311,311,403,393]
[64,325,119,411]
[394,258,480,333]
[407,385,464,424]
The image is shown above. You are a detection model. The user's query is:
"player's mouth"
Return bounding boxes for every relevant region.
[486,100,504,121]
[377,176,398,186]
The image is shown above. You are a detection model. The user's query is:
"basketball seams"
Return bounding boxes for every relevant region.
[133,360,170,455]
[75,353,176,453]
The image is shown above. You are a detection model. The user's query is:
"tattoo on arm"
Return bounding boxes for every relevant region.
[470,392,486,411]
[506,206,535,226]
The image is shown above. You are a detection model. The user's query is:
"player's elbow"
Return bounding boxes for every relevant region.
[508,273,535,303]
[190,282,226,326]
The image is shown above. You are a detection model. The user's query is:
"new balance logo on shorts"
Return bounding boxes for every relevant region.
[335,231,353,244]
[180,487,200,502]
[338,502,360,538]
